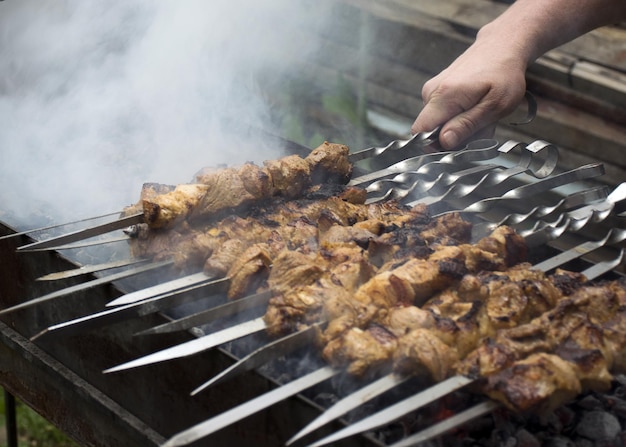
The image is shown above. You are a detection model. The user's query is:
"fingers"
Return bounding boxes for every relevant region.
[412,84,525,150]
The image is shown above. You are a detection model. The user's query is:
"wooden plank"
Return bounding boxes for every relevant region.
[340,0,626,72]
[326,0,626,109]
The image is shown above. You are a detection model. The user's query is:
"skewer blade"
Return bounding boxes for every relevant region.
[347,127,440,165]
[581,248,624,280]
[103,316,267,373]
[36,258,148,281]
[306,375,473,447]
[134,290,271,336]
[31,278,229,341]
[388,400,500,447]
[191,324,321,395]
[161,367,338,447]
[25,235,131,251]
[287,372,410,446]
[0,259,173,317]
[106,272,214,306]
[0,210,123,242]
[16,213,143,251]
[532,232,613,273]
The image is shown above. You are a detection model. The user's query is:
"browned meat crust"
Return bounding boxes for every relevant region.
[131,141,352,229]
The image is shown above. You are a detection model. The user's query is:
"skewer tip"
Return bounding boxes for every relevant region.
[29,329,48,342]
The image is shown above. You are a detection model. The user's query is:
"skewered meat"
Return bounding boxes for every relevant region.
[225,243,272,300]
[130,187,366,271]
[262,210,471,341]
[321,261,581,380]
[134,141,351,229]
[264,248,374,337]
[458,277,626,413]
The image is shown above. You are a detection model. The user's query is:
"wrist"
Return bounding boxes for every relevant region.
[474,22,533,72]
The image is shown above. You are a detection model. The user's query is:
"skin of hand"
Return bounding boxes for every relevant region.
[411,0,626,150]
[411,37,528,150]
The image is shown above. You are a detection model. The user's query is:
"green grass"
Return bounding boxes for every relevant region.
[0,391,78,447]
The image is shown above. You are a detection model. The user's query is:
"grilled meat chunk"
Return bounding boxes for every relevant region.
[323,260,578,381]
[323,325,398,377]
[263,154,311,199]
[482,353,583,414]
[226,243,273,300]
[457,278,626,413]
[264,248,374,337]
[130,141,353,229]
[143,184,209,229]
[306,141,352,184]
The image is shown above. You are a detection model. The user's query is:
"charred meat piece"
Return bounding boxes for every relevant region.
[130,141,352,229]
[482,353,583,414]
[225,243,273,300]
[305,141,352,184]
[144,184,209,229]
[323,260,577,381]
[458,278,626,413]
[264,249,374,337]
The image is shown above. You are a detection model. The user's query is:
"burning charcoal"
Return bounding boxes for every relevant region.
[575,410,622,441]
[603,396,626,420]
[574,439,594,447]
[541,406,576,435]
[542,436,576,447]
[577,394,604,410]
[514,428,541,447]
[554,405,577,432]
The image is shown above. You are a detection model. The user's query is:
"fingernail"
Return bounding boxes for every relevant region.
[442,130,459,149]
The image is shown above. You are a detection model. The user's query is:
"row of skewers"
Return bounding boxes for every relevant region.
[6,135,626,446]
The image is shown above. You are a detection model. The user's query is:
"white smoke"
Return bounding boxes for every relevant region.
[0,0,331,228]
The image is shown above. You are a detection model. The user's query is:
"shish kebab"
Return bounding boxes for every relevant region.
[15,127,441,253]
[110,193,623,446]
[11,134,620,447]
[155,222,625,447]
[12,137,604,343]
[98,201,616,442]
[6,135,551,317]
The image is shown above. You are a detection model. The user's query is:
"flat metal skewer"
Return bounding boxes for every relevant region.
[286,372,411,446]
[31,277,232,341]
[16,212,143,251]
[191,324,321,395]
[37,258,148,281]
[0,259,173,317]
[347,127,441,165]
[24,235,131,251]
[106,272,214,307]
[306,375,474,447]
[161,367,339,447]
[0,210,123,241]
[388,400,500,447]
[133,290,270,337]
[350,138,499,187]
[426,163,605,217]
[103,316,268,373]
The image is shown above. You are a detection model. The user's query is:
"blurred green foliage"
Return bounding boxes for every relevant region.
[0,391,78,447]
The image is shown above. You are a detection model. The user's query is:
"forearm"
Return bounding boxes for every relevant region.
[478,0,626,68]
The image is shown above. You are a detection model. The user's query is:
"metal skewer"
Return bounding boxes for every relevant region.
[16,212,143,251]
[161,367,339,447]
[351,138,500,187]
[0,210,124,241]
[30,277,234,341]
[0,259,174,317]
[37,258,148,281]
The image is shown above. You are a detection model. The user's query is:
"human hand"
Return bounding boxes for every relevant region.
[411,39,527,150]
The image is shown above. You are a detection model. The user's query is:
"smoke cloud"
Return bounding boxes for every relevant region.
[0,0,331,228]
